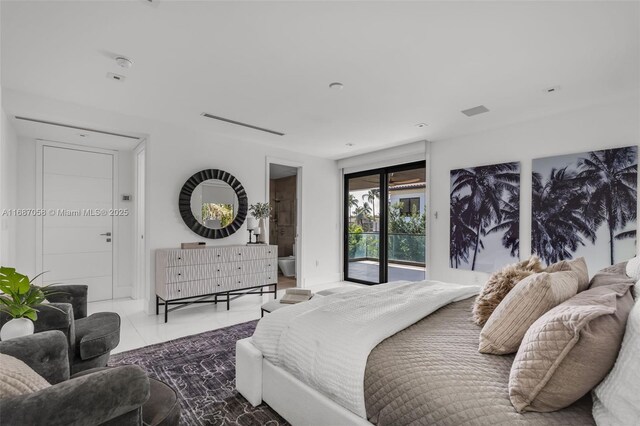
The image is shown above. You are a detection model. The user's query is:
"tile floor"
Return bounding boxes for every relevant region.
[89,281,359,354]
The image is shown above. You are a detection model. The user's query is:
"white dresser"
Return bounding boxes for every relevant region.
[155,245,278,322]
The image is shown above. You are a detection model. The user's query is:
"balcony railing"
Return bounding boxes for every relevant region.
[347,232,425,265]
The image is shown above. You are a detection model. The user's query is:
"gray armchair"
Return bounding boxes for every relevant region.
[0,331,150,425]
[0,285,121,374]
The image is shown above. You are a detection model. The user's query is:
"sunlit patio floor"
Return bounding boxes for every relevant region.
[347,260,426,283]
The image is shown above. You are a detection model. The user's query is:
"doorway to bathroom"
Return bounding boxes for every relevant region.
[268,160,301,290]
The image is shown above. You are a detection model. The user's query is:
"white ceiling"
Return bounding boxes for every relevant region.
[12,117,142,151]
[1,1,638,159]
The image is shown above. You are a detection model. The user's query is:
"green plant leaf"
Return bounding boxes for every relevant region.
[0,268,52,320]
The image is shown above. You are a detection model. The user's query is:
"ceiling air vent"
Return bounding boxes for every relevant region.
[461,105,490,117]
[14,116,140,140]
[201,113,285,136]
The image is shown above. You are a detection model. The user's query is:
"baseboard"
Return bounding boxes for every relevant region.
[303,273,342,288]
[113,286,133,299]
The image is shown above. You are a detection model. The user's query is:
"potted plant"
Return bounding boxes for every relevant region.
[0,267,57,340]
[249,202,272,244]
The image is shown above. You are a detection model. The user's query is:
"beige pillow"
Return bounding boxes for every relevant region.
[472,256,544,326]
[589,271,635,290]
[479,270,579,354]
[0,354,50,397]
[546,257,590,291]
[509,283,634,413]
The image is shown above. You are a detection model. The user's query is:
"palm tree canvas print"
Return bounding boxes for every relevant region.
[532,146,638,272]
[450,162,521,272]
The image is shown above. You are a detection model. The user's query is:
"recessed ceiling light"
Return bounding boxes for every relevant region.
[415,123,428,128]
[345,143,354,147]
[545,85,561,93]
[329,82,344,90]
[115,56,133,69]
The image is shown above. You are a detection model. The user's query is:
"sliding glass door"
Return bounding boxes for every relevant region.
[344,161,426,284]
[345,172,383,284]
[387,166,426,282]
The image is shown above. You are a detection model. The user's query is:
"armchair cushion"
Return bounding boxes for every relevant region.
[0,364,150,426]
[34,303,74,331]
[0,330,70,384]
[76,312,121,360]
[0,354,51,397]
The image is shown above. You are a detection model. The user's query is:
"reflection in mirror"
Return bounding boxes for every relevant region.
[190,179,239,229]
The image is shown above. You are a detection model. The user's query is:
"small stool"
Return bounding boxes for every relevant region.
[261,300,287,317]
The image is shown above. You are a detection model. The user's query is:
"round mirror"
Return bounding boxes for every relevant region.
[191,179,239,229]
[178,169,248,239]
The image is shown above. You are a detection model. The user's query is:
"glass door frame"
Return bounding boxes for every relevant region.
[343,160,426,285]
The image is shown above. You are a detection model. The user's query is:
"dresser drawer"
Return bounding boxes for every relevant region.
[223,271,277,291]
[164,259,277,283]
[163,245,276,267]
[165,279,233,299]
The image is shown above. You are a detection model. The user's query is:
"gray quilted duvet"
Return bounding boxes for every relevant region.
[364,297,595,425]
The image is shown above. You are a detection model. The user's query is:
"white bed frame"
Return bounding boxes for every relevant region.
[236,337,372,426]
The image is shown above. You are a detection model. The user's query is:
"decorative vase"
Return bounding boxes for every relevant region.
[0,317,35,341]
[258,218,267,243]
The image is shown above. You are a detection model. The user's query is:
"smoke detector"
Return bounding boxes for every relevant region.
[115,56,133,69]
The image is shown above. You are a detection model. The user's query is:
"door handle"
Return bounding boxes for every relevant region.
[100,232,112,236]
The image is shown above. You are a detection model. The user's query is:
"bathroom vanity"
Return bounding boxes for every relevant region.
[155,245,278,322]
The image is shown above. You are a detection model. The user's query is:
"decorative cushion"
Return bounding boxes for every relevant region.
[592,299,640,425]
[599,261,628,276]
[546,257,590,292]
[589,271,635,290]
[479,270,578,354]
[472,256,544,326]
[75,312,121,360]
[626,256,640,281]
[0,354,51,397]
[509,282,634,413]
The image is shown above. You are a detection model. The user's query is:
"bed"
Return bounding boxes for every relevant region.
[236,280,599,425]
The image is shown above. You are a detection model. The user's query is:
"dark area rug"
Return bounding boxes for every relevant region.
[109,320,289,426]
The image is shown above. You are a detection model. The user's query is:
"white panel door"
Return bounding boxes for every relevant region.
[42,146,114,302]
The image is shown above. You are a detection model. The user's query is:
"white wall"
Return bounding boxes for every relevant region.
[429,97,640,285]
[5,90,341,313]
[0,108,19,266]
[146,122,341,292]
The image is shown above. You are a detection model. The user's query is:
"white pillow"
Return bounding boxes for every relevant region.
[626,256,640,281]
[592,300,640,425]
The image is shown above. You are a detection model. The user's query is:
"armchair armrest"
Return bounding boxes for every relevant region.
[47,284,88,320]
[0,330,70,384]
[0,365,150,426]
